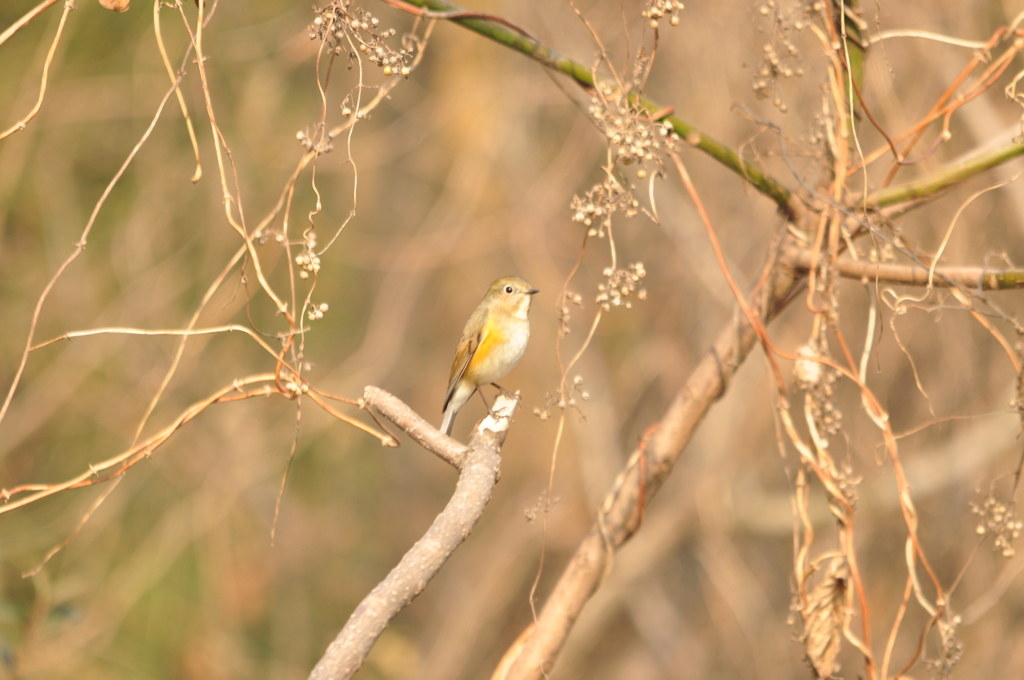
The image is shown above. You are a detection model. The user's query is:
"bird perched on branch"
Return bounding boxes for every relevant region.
[441,276,539,436]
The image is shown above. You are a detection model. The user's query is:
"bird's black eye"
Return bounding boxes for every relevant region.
[505,285,514,294]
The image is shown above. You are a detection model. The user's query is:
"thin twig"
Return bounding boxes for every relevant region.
[0,63,190,429]
[307,389,398,447]
[153,0,202,182]
[0,0,72,141]
[0,0,60,48]
[29,324,280,355]
[1,375,278,513]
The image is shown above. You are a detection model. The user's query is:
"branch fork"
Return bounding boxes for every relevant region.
[308,387,520,680]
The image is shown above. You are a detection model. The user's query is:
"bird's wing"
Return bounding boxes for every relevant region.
[443,329,480,412]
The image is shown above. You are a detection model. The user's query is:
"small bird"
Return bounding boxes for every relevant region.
[441,276,539,436]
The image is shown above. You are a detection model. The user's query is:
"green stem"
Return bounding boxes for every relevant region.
[396,0,798,217]
[838,0,865,121]
[870,141,1024,208]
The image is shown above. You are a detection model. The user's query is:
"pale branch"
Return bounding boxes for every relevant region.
[0,0,71,141]
[784,244,1024,290]
[362,385,468,468]
[503,255,802,680]
[0,0,59,48]
[307,389,518,680]
[382,0,798,217]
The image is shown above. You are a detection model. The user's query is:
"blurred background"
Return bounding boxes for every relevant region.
[2,0,1024,678]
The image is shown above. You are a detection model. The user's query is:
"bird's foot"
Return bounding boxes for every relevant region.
[475,386,492,411]
[490,382,518,400]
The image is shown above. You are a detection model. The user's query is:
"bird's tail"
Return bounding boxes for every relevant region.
[442,380,475,437]
[440,406,457,436]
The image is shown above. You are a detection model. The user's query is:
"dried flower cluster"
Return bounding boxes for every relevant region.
[533,391,562,421]
[523,492,559,523]
[310,1,414,76]
[569,84,674,245]
[642,0,685,29]
[571,177,640,238]
[867,241,896,265]
[339,94,365,119]
[926,615,963,679]
[532,379,589,421]
[296,126,336,154]
[596,262,647,311]
[589,84,677,169]
[752,0,809,112]
[255,229,287,247]
[971,491,1023,557]
[282,379,309,396]
[571,374,590,402]
[307,302,330,321]
[557,290,584,336]
[794,342,842,438]
[295,232,321,280]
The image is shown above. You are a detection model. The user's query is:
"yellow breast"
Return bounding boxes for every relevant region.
[465,315,528,385]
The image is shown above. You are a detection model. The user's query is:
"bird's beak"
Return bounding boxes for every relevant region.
[526,289,540,295]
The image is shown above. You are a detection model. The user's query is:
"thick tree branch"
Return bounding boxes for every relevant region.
[503,255,802,680]
[783,243,1024,289]
[308,389,518,680]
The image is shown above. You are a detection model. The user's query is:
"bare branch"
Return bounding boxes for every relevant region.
[0,0,71,141]
[783,244,1024,290]
[362,385,467,468]
[0,375,278,513]
[308,390,518,680]
[0,0,60,48]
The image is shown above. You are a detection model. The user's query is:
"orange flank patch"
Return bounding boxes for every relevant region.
[466,318,506,378]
